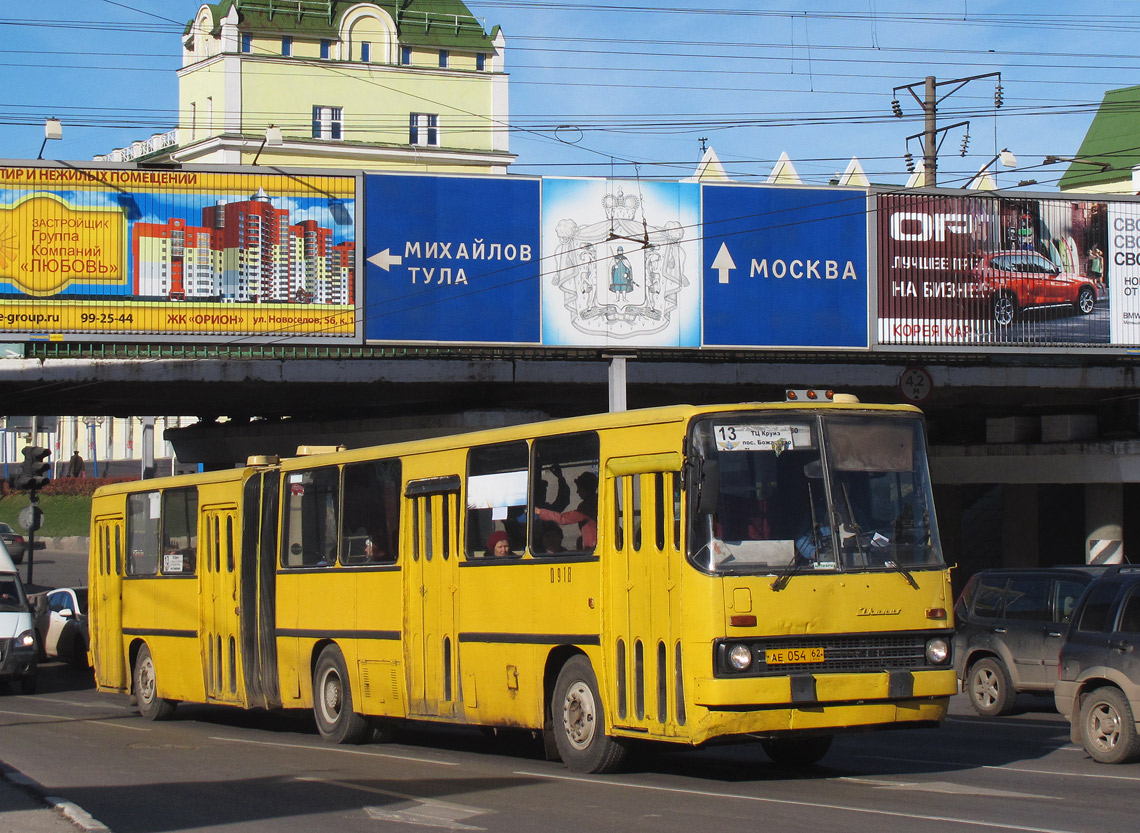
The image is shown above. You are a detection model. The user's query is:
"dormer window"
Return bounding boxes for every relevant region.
[476,53,486,71]
[360,41,371,62]
[282,36,292,56]
[438,50,449,68]
[320,39,331,59]
[241,33,253,53]
[401,46,412,65]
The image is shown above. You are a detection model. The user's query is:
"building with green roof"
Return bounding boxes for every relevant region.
[1058,85,1140,194]
[98,0,513,173]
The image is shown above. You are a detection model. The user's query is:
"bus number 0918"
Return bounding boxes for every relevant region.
[550,566,572,584]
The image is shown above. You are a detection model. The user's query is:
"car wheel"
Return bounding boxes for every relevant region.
[968,657,1016,716]
[19,673,37,695]
[993,293,1017,326]
[1076,286,1096,315]
[760,735,833,766]
[71,635,90,670]
[1080,687,1140,764]
[551,655,628,773]
[312,645,371,744]
[133,645,176,720]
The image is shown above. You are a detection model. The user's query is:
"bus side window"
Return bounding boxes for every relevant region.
[281,467,339,568]
[161,487,198,575]
[530,432,600,556]
[126,491,160,576]
[340,459,401,565]
[466,441,528,559]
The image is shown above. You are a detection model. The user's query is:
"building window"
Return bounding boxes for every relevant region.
[438,49,448,68]
[320,39,331,59]
[476,52,486,71]
[360,41,371,62]
[241,33,253,53]
[409,113,438,147]
[401,46,412,65]
[312,106,343,140]
[282,36,292,56]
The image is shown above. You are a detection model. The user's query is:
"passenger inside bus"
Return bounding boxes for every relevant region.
[484,530,518,558]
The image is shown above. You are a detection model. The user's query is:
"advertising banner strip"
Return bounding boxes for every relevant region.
[0,300,355,336]
[0,165,358,343]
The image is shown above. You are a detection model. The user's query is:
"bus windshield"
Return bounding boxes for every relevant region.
[688,413,944,576]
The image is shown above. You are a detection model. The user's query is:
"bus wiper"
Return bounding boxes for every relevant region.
[770,549,807,591]
[840,483,868,566]
[885,559,919,589]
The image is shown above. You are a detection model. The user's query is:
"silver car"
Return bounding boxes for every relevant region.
[0,522,27,565]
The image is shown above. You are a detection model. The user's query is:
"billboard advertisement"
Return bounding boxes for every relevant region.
[877,192,1109,346]
[541,178,701,347]
[702,185,869,348]
[364,174,541,344]
[0,165,358,342]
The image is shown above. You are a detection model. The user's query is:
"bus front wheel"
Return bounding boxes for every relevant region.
[313,645,370,744]
[134,645,176,720]
[551,656,628,773]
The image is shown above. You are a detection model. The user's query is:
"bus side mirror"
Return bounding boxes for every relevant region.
[696,459,720,515]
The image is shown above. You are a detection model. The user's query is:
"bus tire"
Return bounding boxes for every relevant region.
[761,735,833,766]
[134,645,176,720]
[551,655,627,773]
[313,645,370,744]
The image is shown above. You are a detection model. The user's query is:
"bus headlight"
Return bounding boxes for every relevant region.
[728,643,753,671]
[925,637,950,665]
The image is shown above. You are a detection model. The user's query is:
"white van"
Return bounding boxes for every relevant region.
[0,540,38,694]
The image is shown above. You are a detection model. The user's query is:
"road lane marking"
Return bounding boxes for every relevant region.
[515,770,1082,833]
[839,777,1057,799]
[296,776,491,830]
[212,736,459,766]
[851,753,1140,782]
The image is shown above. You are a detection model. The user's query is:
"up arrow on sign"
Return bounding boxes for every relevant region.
[711,242,737,284]
[367,248,404,271]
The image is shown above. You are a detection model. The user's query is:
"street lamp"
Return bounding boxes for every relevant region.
[253,125,283,165]
[83,416,105,477]
[37,117,62,160]
[966,148,1017,189]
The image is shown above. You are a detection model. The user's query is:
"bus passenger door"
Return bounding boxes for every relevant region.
[201,505,243,703]
[404,477,461,719]
[607,458,684,737]
[91,513,126,690]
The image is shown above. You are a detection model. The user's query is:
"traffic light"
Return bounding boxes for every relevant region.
[17,446,51,491]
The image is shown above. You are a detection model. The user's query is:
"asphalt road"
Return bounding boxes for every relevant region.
[8,548,1139,833]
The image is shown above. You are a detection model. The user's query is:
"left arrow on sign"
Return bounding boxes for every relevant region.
[712,242,737,284]
[367,248,404,271]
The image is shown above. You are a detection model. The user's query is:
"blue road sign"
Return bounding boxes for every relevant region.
[364,175,542,343]
[702,186,869,348]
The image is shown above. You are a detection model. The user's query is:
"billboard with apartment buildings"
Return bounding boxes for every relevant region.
[0,165,358,342]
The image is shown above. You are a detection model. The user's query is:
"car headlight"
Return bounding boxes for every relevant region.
[16,630,36,650]
[728,643,753,671]
[925,637,950,665]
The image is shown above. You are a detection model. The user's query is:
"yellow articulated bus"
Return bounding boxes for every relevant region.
[89,394,957,772]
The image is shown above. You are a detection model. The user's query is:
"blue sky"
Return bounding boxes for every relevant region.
[2,1,1139,189]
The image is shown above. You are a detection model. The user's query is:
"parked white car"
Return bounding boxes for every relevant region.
[34,586,89,669]
[0,540,38,693]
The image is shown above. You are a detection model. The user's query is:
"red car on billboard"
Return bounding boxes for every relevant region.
[973,251,1100,326]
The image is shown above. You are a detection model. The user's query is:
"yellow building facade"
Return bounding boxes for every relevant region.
[101,0,513,173]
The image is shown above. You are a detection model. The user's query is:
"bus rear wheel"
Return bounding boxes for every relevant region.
[313,645,370,744]
[134,645,176,720]
[760,735,833,766]
[551,656,627,773]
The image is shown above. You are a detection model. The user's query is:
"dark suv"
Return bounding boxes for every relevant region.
[954,567,1104,716]
[1055,566,1140,764]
